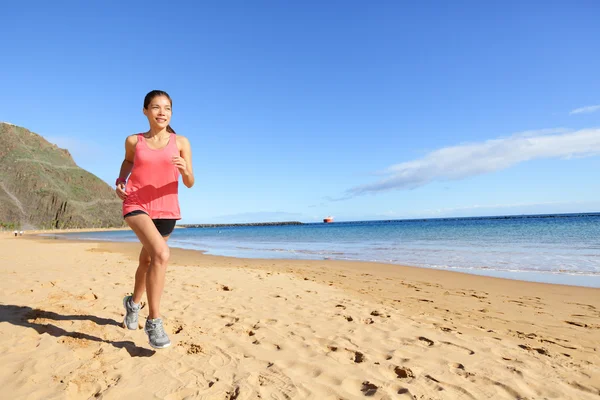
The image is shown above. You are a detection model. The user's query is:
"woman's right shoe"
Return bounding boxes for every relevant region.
[144,318,171,349]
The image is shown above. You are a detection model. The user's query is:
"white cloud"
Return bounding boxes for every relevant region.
[347,128,600,196]
[511,127,569,137]
[569,105,600,115]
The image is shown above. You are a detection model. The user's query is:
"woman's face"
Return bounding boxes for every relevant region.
[143,95,172,131]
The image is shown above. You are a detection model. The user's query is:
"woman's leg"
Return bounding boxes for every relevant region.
[131,246,151,304]
[131,235,170,305]
[125,213,170,320]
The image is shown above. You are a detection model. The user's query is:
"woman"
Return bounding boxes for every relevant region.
[115,90,194,349]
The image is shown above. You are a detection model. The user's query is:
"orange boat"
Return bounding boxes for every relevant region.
[323,216,334,223]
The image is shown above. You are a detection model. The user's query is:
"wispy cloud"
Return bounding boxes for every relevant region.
[569,104,600,115]
[347,128,600,196]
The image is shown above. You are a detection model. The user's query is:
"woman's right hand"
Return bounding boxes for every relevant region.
[116,183,127,200]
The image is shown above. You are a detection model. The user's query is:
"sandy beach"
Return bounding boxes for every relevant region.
[0,232,599,399]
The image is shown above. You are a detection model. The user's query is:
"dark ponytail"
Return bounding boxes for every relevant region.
[144,90,175,133]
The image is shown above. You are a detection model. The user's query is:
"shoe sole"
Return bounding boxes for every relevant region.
[122,296,138,330]
[148,340,171,349]
[144,327,171,349]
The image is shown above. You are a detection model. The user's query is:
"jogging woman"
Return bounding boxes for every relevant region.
[115,90,194,349]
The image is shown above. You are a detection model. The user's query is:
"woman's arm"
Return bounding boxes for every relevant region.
[174,135,195,188]
[115,135,137,199]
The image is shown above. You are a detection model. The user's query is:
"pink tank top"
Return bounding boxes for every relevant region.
[122,133,181,220]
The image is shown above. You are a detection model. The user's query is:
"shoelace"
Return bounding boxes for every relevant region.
[149,321,165,337]
[129,301,140,311]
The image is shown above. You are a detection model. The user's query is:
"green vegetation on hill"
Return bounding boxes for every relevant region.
[0,122,123,229]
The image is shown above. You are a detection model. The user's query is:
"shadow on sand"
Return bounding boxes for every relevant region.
[0,304,155,357]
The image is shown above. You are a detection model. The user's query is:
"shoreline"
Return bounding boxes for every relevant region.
[1,234,599,398]
[24,231,600,295]
[28,228,600,288]
[15,232,600,316]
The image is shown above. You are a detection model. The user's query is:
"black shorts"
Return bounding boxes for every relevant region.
[124,210,177,237]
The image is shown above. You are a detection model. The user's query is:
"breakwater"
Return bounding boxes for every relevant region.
[180,221,304,228]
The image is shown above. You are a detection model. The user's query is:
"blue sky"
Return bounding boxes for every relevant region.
[1,1,600,223]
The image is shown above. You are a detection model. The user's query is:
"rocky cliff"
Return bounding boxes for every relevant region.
[0,122,123,229]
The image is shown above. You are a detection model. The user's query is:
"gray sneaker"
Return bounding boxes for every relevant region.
[123,295,141,330]
[144,318,171,349]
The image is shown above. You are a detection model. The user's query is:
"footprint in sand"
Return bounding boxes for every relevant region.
[433,323,456,333]
[77,291,98,301]
[565,320,593,328]
[354,352,365,363]
[440,341,475,355]
[480,377,524,398]
[255,366,298,398]
[394,366,414,379]
[173,325,184,334]
[361,381,378,396]
[505,365,523,376]
[518,344,549,356]
[221,315,239,327]
[425,375,476,399]
[418,336,434,346]
[223,387,240,400]
[569,382,600,396]
[540,338,577,350]
[206,347,233,369]
[344,348,365,363]
[471,294,487,299]
[449,363,475,378]
[423,374,444,391]
[514,331,537,339]
[568,302,596,309]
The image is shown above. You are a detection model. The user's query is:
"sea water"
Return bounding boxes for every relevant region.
[54,213,600,287]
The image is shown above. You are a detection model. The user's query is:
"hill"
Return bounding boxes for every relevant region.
[0,122,123,230]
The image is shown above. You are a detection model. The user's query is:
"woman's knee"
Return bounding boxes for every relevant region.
[152,246,170,266]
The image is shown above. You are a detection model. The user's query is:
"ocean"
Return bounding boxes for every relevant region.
[52,213,600,288]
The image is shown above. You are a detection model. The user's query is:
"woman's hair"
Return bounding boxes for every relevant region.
[144,90,175,133]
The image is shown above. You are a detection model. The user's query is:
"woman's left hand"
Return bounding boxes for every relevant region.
[172,156,188,174]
